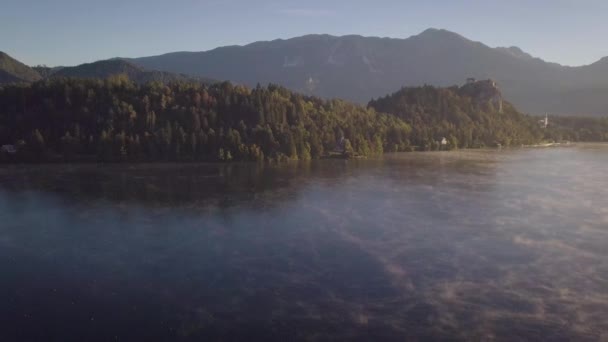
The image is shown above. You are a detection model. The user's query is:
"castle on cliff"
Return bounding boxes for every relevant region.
[460,78,503,113]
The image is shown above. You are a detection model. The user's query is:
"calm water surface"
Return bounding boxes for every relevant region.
[1,145,607,341]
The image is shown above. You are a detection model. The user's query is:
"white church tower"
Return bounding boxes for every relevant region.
[539,114,549,129]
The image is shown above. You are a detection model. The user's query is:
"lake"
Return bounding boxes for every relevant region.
[1,144,607,341]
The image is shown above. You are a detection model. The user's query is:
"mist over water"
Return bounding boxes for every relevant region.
[1,144,607,341]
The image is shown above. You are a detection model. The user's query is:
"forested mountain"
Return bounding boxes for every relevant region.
[0,77,411,162]
[0,52,42,84]
[50,59,213,84]
[129,29,608,116]
[0,53,212,86]
[368,81,543,149]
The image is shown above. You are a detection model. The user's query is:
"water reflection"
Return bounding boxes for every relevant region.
[1,145,607,341]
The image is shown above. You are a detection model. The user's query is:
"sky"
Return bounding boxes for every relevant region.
[2,0,608,67]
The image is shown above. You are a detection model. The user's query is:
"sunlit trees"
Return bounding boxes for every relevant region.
[0,78,411,161]
[3,78,597,163]
[368,86,543,149]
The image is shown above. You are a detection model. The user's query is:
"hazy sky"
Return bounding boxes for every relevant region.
[2,0,607,67]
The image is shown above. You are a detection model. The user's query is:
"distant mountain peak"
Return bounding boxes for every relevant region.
[495,46,535,60]
[419,27,441,34]
[416,28,471,42]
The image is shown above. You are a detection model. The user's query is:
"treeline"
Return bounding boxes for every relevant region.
[368,85,544,150]
[544,116,608,142]
[0,76,411,162]
[2,77,603,163]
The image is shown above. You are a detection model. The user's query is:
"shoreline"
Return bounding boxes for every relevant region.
[2,142,607,166]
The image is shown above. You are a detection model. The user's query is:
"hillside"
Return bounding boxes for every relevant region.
[50,59,212,84]
[0,78,411,162]
[0,53,215,86]
[128,29,608,116]
[0,75,550,162]
[0,51,42,84]
[368,80,542,149]
[32,65,64,78]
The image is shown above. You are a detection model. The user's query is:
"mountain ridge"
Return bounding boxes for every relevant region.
[50,59,218,84]
[130,29,591,68]
[0,54,215,86]
[126,29,608,116]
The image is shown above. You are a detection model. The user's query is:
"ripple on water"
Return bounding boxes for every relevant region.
[1,145,608,340]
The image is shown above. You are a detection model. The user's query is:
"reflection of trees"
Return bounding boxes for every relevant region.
[0,153,500,210]
[380,151,500,192]
[0,161,356,209]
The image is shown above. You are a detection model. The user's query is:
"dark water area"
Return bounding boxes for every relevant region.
[1,144,607,341]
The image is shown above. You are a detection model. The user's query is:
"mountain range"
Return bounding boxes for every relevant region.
[3,28,608,116]
[128,29,608,116]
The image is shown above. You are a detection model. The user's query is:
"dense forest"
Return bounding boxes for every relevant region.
[368,85,544,150]
[367,85,608,148]
[0,77,606,163]
[0,76,411,162]
[544,116,608,142]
